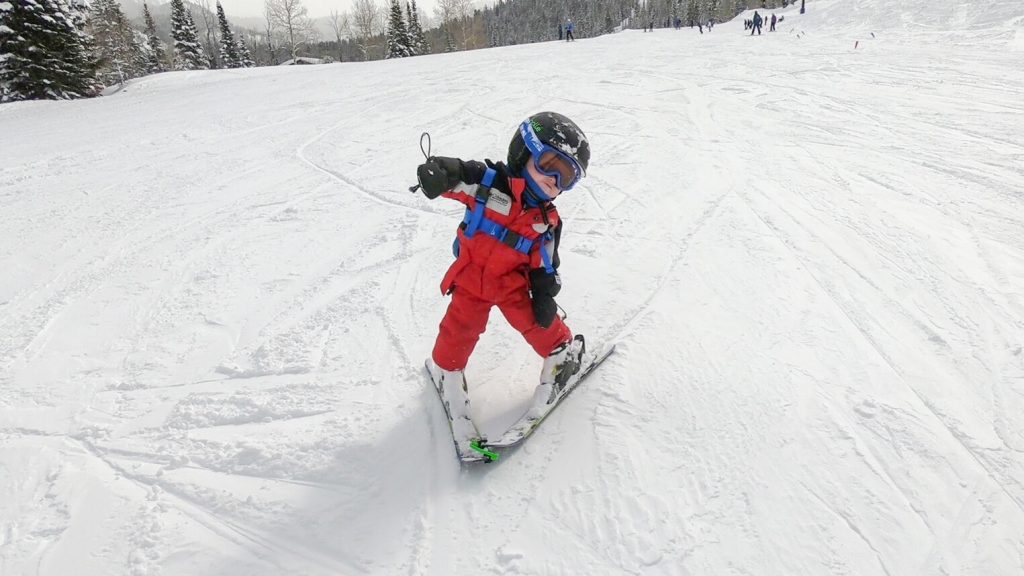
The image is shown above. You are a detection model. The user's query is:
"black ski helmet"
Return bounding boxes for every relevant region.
[507,111,590,179]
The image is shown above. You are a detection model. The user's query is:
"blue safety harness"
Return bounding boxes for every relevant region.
[453,168,555,274]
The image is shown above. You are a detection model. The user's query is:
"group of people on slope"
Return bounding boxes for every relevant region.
[561,10,786,40]
[745,11,782,35]
[643,17,715,33]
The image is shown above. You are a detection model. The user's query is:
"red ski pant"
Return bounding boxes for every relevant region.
[432,288,571,371]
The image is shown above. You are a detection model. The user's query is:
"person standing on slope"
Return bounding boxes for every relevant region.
[415,112,591,449]
[751,11,763,35]
[565,19,575,41]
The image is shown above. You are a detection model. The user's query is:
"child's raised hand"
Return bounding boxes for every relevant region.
[416,156,462,199]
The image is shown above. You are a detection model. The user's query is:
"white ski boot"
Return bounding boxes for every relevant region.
[532,334,586,407]
[427,361,481,457]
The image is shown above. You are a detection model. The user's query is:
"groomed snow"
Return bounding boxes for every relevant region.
[2,0,1023,574]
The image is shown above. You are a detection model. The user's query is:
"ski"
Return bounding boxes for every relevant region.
[485,343,616,452]
[426,344,616,464]
[424,359,489,463]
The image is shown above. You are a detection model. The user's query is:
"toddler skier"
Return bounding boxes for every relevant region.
[416,111,591,453]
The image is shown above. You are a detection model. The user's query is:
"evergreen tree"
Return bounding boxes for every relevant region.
[65,0,103,75]
[88,0,147,85]
[443,27,456,53]
[703,0,720,21]
[385,0,412,59]
[406,0,428,55]
[142,2,165,73]
[0,0,99,102]
[216,1,241,68]
[404,1,416,55]
[236,34,255,68]
[170,0,208,70]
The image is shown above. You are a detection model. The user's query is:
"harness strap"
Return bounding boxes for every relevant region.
[464,168,496,238]
[454,168,554,266]
[460,212,536,255]
[539,232,555,274]
[481,218,535,253]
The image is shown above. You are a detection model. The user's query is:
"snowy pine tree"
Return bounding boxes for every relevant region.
[385,0,412,59]
[142,2,165,73]
[406,0,428,55]
[703,0,721,21]
[216,1,240,68]
[404,1,416,55]
[687,0,698,25]
[65,0,103,73]
[88,0,147,85]
[0,0,99,102]
[170,0,208,70]
[236,34,255,68]
[443,27,456,53]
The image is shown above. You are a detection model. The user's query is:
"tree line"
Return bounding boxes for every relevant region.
[0,0,255,102]
[1,0,777,103]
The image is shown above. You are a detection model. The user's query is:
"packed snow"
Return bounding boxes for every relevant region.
[2,0,1023,574]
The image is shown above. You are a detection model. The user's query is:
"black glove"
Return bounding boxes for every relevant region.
[529,268,561,298]
[416,156,463,199]
[529,268,562,328]
[531,294,558,329]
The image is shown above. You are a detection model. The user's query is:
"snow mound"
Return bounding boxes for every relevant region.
[763,0,1024,47]
[165,384,336,429]
[801,0,1024,31]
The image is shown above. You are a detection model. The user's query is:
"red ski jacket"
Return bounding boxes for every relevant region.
[438,162,562,301]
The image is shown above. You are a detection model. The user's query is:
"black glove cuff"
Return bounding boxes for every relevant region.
[529,268,561,298]
[531,294,557,329]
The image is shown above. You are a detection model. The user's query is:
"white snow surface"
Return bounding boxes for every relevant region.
[3,1,1024,574]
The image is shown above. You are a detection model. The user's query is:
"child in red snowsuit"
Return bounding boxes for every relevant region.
[416,112,591,434]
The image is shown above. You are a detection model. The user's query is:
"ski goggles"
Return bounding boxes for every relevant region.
[519,121,584,191]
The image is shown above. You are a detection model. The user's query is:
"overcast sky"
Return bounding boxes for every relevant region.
[217,0,440,19]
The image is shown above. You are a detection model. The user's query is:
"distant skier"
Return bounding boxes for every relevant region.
[565,19,575,41]
[415,112,591,453]
[558,23,563,40]
[751,11,763,35]
[770,13,777,31]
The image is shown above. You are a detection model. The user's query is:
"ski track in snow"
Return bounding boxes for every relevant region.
[3,0,1024,574]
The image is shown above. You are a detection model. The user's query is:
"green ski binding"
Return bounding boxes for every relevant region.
[469,440,499,462]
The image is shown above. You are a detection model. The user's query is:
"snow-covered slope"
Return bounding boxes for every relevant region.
[782,0,1024,46]
[2,1,1024,575]
[808,0,1023,30]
